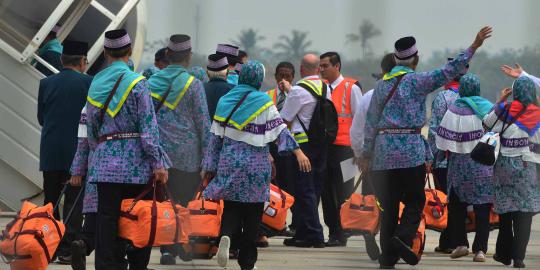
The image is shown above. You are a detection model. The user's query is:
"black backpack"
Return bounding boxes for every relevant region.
[297,81,338,145]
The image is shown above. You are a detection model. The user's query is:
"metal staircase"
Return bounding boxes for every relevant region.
[0,0,146,211]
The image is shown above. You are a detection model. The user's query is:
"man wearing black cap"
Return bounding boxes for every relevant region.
[205,53,235,118]
[35,24,64,76]
[37,40,91,264]
[85,29,169,270]
[359,27,492,269]
[142,47,169,79]
[216,43,241,85]
[148,34,211,265]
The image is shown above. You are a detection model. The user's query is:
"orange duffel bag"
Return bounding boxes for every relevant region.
[0,201,65,270]
[260,184,294,236]
[423,174,448,232]
[465,205,500,232]
[186,192,223,259]
[119,180,190,248]
[341,173,381,235]
[398,203,426,262]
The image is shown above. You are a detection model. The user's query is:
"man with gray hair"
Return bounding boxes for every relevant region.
[281,54,331,248]
[204,53,235,118]
[359,27,492,268]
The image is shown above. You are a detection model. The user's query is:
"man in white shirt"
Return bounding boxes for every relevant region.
[349,53,395,260]
[319,51,363,247]
[281,54,330,248]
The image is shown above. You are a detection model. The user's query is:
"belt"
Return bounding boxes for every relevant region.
[98,132,141,143]
[378,128,421,135]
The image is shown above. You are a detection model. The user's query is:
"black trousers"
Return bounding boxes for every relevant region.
[81,213,96,256]
[220,201,264,270]
[496,211,535,262]
[269,144,298,229]
[95,182,152,270]
[293,142,326,243]
[160,169,202,255]
[371,165,426,266]
[43,171,83,256]
[432,168,453,250]
[447,189,491,253]
[322,145,355,241]
[159,168,201,256]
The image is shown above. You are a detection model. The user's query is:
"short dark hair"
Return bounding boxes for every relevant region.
[168,50,191,63]
[275,61,295,75]
[105,46,131,58]
[238,50,248,59]
[320,51,341,69]
[381,53,396,73]
[61,55,83,67]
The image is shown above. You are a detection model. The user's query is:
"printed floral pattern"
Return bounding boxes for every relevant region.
[447,153,494,205]
[428,90,460,168]
[153,79,210,172]
[202,128,298,203]
[362,48,474,170]
[86,80,171,184]
[493,156,540,214]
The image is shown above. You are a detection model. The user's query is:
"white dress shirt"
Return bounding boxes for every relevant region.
[280,75,331,134]
[520,70,540,89]
[329,74,363,116]
[350,89,374,157]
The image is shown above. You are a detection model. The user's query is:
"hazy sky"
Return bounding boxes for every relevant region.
[144,0,540,62]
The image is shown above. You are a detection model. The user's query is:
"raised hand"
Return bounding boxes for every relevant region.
[497,87,513,103]
[500,63,523,78]
[471,26,493,50]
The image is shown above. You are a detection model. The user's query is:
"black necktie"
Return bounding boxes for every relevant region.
[276,92,286,111]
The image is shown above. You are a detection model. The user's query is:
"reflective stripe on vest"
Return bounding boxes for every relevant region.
[266,88,277,105]
[331,77,356,146]
[294,132,309,144]
[297,78,324,96]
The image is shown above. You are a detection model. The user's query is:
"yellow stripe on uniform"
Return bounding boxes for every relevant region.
[87,76,145,117]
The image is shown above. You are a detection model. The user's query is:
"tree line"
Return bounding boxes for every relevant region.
[142,20,540,103]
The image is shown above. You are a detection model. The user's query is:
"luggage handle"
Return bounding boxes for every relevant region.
[353,171,384,212]
[425,174,446,216]
[125,178,184,246]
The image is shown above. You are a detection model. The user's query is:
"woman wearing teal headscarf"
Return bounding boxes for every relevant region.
[483,76,540,268]
[436,74,494,262]
[201,61,310,270]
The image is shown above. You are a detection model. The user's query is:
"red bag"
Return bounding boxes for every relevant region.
[340,174,381,235]
[0,201,65,270]
[423,175,448,231]
[261,184,294,233]
[119,181,190,248]
[465,205,500,232]
[186,192,223,259]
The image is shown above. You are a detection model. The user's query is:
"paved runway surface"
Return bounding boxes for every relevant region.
[2,215,540,269]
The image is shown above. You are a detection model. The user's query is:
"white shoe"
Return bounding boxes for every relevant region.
[450,246,469,259]
[473,251,486,262]
[217,236,230,267]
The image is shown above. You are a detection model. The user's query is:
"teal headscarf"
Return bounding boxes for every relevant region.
[458,73,480,97]
[513,76,537,106]
[238,60,265,89]
[214,61,272,129]
[189,66,209,83]
[455,74,493,119]
[38,38,63,55]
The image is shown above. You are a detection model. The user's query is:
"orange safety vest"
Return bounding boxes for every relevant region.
[266,88,278,105]
[331,77,357,146]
